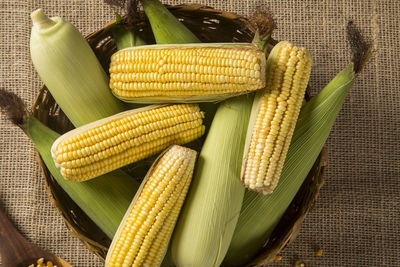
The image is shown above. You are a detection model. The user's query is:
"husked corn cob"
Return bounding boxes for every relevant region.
[242,41,312,194]
[105,145,197,267]
[51,104,205,181]
[109,43,266,103]
[226,62,361,266]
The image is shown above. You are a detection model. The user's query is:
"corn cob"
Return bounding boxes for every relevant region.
[242,41,312,194]
[225,63,359,266]
[105,145,197,267]
[109,43,266,103]
[51,104,205,182]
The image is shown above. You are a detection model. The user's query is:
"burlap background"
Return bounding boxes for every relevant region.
[0,0,398,266]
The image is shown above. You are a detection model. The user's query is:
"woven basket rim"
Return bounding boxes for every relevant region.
[32,3,327,266]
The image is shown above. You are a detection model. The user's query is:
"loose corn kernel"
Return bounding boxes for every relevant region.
[52,104,205,181]
[109,44,266,103]
[105,145,197,267]
[294,259,307,267]
[28,258,54,267]
[242,41,312,194]
[316,249,323,256]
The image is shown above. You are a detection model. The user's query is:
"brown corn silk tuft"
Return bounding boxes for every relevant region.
[0,89,27,126]
[346,21,372,74]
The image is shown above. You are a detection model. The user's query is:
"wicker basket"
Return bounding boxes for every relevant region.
[32,4,327,266]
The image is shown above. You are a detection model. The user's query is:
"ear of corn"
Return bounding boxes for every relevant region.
[28,9,146,239]
[171,95,253,267]
[224,63,356,266]
[51,104,205,182]
[105,145,197,267]
[109,43,266,103]
[30,9,125,127]
[16,114,139,239]
[141,0,200,44]
[241,41,312,194]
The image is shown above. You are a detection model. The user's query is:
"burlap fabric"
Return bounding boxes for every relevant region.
[0,0,398,266]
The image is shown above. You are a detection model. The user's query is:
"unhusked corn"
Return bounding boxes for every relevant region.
[242,41,312,194]
[51,104,205,181]
[105,145,197,267]
[109,44,266,103]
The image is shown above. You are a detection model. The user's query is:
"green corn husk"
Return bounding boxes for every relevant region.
[112,25,146,50]
[30,9,125,127]
[140,2,263,266]
[141,0,200,44]
[28,9,145,239]
[0,91,139,239]
[140,3,202,265]
[171,95,253,267]
[111,14,146,50]
[31,118,139,239]
[223,63,357,266]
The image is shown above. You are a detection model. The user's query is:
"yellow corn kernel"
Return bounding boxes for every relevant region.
[109,43,266,103]
[105,145,197,267]
[316,249,323,257]
[242,41,312,194]
[51,105,205,181]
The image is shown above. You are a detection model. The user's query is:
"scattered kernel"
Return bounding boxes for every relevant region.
[316,249,323,256]
[294,259,307,267]
[274,255,282,261]
[28,258,55,267]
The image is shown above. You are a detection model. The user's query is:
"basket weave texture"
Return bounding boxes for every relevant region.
[32,4,326,266]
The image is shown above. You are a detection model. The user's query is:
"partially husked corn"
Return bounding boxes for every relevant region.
[242,41,312,194]
[105,145,197,267]
[51,104,205,181]
[109,44,266,103]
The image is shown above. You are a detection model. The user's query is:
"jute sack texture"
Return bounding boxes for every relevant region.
[0,0,398,266]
